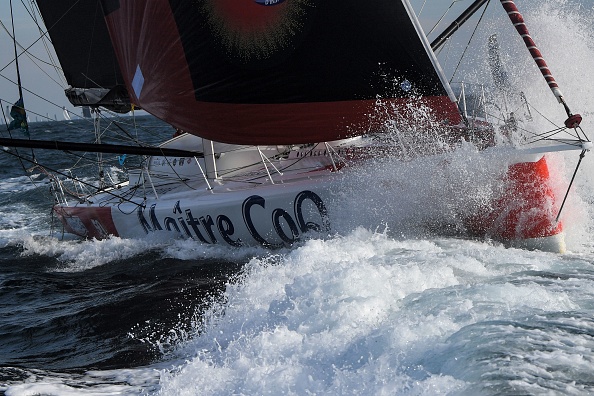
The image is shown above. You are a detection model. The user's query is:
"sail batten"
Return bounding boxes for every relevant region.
[101,0,462,144]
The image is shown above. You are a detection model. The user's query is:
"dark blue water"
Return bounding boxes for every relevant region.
[0,116,245,388]
[0,251,240,370]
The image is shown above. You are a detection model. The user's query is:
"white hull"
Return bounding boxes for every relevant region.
[113,173,333,247]
[53,134,567,252]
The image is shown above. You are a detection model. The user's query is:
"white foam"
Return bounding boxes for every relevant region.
[2,367,160,396]
[14,235,161,271]
[153,230,584,395]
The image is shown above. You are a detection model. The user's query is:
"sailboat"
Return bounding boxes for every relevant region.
[62,107,71,121]
[6,0,590,252]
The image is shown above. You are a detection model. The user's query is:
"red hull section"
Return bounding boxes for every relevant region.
[53,206,119,239]
[468,156,562,242]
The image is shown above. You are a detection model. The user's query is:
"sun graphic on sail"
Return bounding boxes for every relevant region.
[199,0,315,63]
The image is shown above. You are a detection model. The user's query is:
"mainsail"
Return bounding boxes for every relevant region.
[35,0,132,113]
[101,0,463,144]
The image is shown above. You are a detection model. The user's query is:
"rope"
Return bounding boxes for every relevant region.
[450,0,491,83]
[556,149,586,222]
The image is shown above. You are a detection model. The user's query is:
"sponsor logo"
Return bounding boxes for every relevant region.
[137,190,329,247]
[254,0,286,5]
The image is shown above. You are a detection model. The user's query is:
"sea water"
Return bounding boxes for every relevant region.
[2,1,594,395]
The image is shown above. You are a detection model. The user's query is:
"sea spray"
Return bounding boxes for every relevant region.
[158,232,589,395]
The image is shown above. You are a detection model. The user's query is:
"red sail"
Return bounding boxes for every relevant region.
[101,0,462,144]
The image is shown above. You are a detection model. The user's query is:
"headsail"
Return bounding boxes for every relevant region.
[100,0,462,145]
[35,0,132,113]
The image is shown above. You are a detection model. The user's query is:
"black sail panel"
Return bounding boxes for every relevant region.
[36,0,132,112]
[101,0,462,144]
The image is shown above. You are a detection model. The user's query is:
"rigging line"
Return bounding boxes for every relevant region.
[18,0,64,79]
[427,0,462,37]
[80,73,112,90]
[482,107,567,140]
[96,110,165,143]
[450,0,490,83]
[418,0,428,17]
[0,0,81,75]
[11,132,201,190]
[522,135,581,147]
[48,148,126,174]
[0,51,63,91]
[27,0,67,87]
[525,102,561,129]
[203,147,300,185]
[8,0,39,173]
[556,150,586,222]
[159,154,200,191]
[33,164,86,199]
[65,115,161,171]
[484,116,571,144]
[522,133,568,146]
[224,145,317,180]
[9,0,24,104]
[0,147,145,208]
[0,19,64,78]
[0,74,71,117]
[99,112,156,147]
[277,143,328,171]
[521,122,585,147]
[521,126,566,140]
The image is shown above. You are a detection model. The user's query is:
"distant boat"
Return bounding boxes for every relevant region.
[5,0,591,252]
[62,107,71,121]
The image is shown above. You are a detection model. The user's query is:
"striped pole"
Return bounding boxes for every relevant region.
[500,0,563,101]
[499,0,581,127]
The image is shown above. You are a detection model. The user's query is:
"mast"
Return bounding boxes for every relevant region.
[401,0,458,104]
[202,139,218,180]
